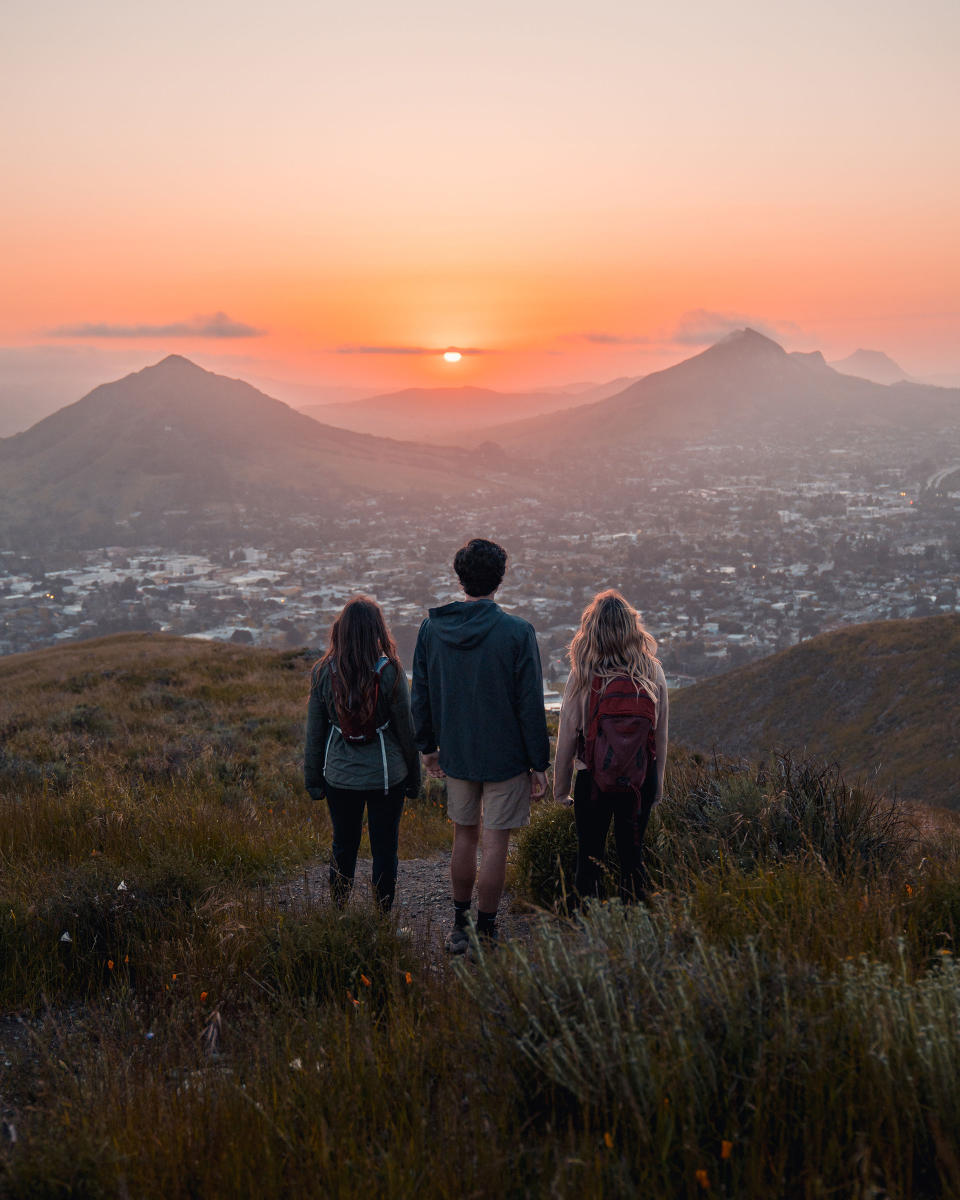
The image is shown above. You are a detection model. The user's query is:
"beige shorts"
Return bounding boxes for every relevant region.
[445,772,532,830]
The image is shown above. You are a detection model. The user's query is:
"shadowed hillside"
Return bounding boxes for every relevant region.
[670,614,960,807]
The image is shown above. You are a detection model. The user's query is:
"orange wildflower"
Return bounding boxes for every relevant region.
[404,971,413,984]
[360,974,372,988]
[107,960,114,970]
[721,1141,733,1160]
[346,990,360,1007]
[603,1132,613,1149]
[124,955,129,964]
[200,991,208,1004]
[696,1169,710,1190]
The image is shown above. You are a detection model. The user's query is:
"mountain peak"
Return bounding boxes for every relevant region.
[693,327,787,368]
[718,327,785,352]
[148,354,207,375]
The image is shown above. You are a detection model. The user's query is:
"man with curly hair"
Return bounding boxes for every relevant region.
[412,538,550,953]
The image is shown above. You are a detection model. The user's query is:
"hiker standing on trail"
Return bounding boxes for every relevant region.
[304,596,421,912]
[412,538,550,953]
[554,590,668,903]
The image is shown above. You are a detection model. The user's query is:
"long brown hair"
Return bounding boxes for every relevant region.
[317,595,402,726]
[568,589,659,702]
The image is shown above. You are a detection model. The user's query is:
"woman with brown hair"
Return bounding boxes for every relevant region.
[554,589,668,903]
[304,595,421,911]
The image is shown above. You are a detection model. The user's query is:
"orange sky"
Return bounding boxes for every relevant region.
[2,0,959,395]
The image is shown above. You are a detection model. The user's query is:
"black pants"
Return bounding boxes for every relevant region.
[324,779,406,911]
[573,769,654,904]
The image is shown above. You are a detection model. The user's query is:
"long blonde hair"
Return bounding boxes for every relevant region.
[569,589,659,701]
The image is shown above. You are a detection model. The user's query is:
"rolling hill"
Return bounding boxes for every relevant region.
[301,384,603,443]
[0,356,492,541]
[483,329,960,453]
[670,614,960,808]
[830,348,914,384]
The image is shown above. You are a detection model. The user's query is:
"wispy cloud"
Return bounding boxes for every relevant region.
[671,309,803,346]
[574,332,655,346]
[47,312,265,339]
[335,344,488,356]
[559,331,657,345]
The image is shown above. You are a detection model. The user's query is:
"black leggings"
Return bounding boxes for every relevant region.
[573,769,654,903]
[324,779,406,911]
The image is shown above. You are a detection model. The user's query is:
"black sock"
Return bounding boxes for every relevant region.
[454,899,471,928]
[477,909,497,935]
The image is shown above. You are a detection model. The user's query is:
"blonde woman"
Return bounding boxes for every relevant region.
[554,590,668,902]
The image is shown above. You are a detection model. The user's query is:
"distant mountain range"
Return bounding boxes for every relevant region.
[3,334,957,545]
[670,614,960,808]
[300,381,636,443]
[0,356,488,542]
[482,329,960,453]
[830,349,915,385]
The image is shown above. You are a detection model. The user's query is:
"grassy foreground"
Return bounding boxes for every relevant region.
[3,636,960,1196]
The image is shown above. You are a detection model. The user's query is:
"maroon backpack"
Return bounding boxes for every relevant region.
[580,674,657,805]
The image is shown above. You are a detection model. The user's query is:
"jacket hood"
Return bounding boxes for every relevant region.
[428,599,504,649]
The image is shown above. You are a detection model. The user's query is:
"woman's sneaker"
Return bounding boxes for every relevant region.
[444,925,470,955]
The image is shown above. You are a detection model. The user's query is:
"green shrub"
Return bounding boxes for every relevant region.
[509,802,580,910]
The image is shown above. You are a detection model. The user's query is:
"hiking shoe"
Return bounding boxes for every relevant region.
[444,925,470,955]
[466,927,499,963]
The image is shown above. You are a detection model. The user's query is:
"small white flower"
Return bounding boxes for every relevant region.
[117,880,128,892]
[289,1057,303,1071]
[60,931,72,943]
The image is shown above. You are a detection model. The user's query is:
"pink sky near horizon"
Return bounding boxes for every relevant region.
[2,0,959,395]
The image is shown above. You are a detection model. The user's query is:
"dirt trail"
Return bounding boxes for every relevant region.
[275,852,537,952]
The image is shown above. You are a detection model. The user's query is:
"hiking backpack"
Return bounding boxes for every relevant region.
[330,654,390,744]
[580,674,657,805]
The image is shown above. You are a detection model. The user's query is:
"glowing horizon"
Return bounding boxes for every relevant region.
[2,0,958,395]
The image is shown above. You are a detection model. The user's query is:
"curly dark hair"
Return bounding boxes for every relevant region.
[454,538,508,597]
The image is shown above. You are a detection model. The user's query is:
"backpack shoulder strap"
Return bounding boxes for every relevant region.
[584,675,603,748]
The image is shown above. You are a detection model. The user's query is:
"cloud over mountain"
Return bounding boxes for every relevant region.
[672,309,804,346]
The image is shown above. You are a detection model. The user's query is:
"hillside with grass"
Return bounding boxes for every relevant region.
[670,614,960,808]
[3,632,960,1197]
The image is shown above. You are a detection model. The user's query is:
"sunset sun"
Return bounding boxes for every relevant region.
[443,350,462,363]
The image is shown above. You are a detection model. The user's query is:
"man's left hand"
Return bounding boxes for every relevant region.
[530,770,548,801]
[422,750,445,778]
